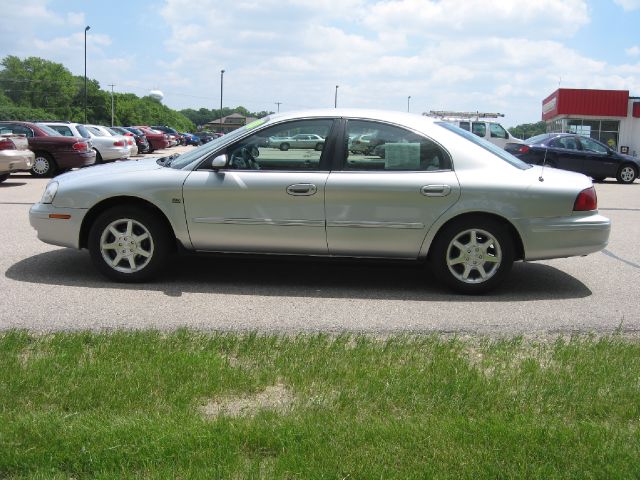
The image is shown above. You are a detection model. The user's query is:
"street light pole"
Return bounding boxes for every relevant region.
[219,69,225,134]
[275,102,281,113]
[84,25,90,123]
[334,85,339,108]
[407,96,411,113]
[109,84,115,126]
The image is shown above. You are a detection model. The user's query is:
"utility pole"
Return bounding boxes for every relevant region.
[219,69,225,134]
[275,102,282,113]
[334,85,339,108]
[109,84,115,126]
[407,96,411,113]
[84,25,90,123]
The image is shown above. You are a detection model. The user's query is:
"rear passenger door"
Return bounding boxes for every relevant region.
[325,119,460,258]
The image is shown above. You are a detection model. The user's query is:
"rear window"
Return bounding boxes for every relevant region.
[526,134,553,145]
[436,122,532,170]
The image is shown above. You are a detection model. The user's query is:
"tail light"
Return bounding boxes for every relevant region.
[0,138,16,150]
[124,132,134,136]
[573,186,597,211]
[72,141,89,152]
[113,140,125,147]
[517,145,530,154]
[127,138,134,145]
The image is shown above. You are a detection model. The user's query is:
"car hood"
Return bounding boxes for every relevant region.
[55,158,162,183]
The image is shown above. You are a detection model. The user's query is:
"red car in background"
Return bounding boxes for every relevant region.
[131,126,170,153]
[0,121,96,177]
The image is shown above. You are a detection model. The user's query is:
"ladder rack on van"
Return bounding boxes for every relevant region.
[424,111,505,120]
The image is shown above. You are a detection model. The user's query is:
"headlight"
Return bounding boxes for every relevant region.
[41,181,59,204]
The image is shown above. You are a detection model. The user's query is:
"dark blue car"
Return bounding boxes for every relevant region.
[505,133,639,184]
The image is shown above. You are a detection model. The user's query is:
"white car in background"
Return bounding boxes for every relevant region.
[0,133,34,182]
[85,125,134,161]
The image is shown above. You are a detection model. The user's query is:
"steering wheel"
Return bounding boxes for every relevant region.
[230,146,260,170]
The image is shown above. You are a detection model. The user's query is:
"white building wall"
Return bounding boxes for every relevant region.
[619,99,640,157]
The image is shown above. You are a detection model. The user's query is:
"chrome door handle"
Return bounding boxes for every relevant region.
[421,185,451,197]
[286,183,317,196]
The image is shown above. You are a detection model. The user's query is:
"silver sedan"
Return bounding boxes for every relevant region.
[29,109,610,294]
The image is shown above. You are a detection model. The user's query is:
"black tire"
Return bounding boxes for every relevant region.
[30,152,58,178]
[429,216,514,294]
[94,148,104,164]
[279,143,290,151]
[147,144,155,154]
[616,164,637,184]
[315,143,323,151]
[88,206,172,282]
[592,176,606,183]
[0,173,9,183]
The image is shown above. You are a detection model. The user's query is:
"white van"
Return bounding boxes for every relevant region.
[425,112,523,149]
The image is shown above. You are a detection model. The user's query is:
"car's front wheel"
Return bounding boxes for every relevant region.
[616,164,637,184]
[429,217,514,294]
[279,143,290,151]
[88,206,171,282]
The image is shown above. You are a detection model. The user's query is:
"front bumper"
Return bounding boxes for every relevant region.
[29,202,88,249]
[517,213,611,261]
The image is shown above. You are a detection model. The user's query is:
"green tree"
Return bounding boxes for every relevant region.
[508,121,547,140]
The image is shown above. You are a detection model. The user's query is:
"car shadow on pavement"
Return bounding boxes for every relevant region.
[6,249,592,301]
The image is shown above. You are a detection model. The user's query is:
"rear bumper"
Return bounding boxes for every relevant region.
[55,150,96,169]
[517,213,611,260]
[0,149,34,173]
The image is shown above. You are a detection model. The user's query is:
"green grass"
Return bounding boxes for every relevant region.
[1,330,638,479]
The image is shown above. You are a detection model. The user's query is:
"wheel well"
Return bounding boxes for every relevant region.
[428,212,525,261]
[79,196,177,250]
[621,162,638,173]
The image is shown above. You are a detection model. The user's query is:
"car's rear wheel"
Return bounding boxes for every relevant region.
[279,143,290,151]
[94,148,103,164]
[31,152,58,178]
[315,143,323,151]
[88,206,171,282]
[616,164,637,184]
[429,217,514,294]
[0,173,9,183]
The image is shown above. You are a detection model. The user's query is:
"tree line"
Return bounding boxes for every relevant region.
[0,56,271,132]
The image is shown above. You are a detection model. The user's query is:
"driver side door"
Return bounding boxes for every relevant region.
[182,118,336,254]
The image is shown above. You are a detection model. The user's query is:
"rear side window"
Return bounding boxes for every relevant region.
[472,122,487,137]
[345,120,451,171]
[489,123,508,139]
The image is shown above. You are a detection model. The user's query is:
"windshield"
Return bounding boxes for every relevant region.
[168,120,270,169]
[436,122,532,170]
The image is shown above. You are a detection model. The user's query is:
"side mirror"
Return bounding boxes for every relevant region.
[211,154,227,170]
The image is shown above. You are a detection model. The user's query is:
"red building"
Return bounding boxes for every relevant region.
[542,88,640,157]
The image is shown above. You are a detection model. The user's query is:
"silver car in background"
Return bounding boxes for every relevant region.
[29,109,610,294]
[84,125,132,162]
[0,133,34,182]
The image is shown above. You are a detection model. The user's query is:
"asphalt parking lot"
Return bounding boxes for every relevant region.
[1,149,639,336]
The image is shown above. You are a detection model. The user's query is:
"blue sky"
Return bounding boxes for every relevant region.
[1,0,639,126]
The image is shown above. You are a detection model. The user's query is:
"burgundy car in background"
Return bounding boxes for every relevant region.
[132,126,169,153]
[0,121,96,177]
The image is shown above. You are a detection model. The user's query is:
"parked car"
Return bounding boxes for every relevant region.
[195,131,216,144]
[151,125,181,146]
[349,133,382,154]
[0,133,34,182]
[131,126,170,153]
[83,125,133,161]
[267,133,325,151]
[505,133,640,184]
[0,121,95,177]
[181,133,201,146]
[111,126,150,154]
[29,109,610,293]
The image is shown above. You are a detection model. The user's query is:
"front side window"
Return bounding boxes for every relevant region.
[224,119,334,171]
[489,123,508,139]
[579,137,608,154]
[344,120,451,171]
